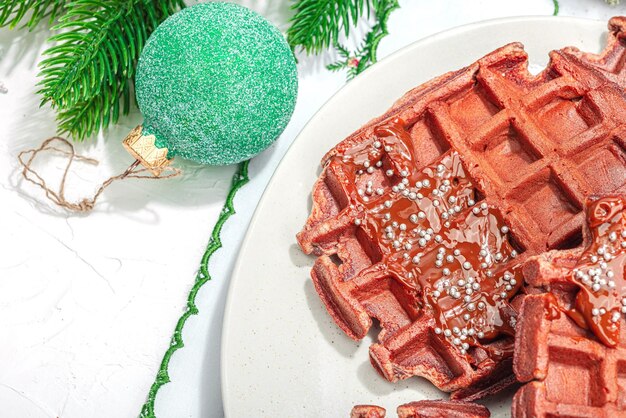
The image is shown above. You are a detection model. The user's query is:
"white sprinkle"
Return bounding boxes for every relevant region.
[477,332,485,339]
[376,161,383,167]
[437,164,445,173]
[435,235,443,243]
[448,196,457,204]
[610,232,617,242]
[435,260,443,267]
[367,167,374,173]
[479,249,487,257]
[384,214,391,220]
[463,314,471,321]
[592,308,600,316]
[410,214,418,223]
[453,338,461,345]
[598,247,605,255]
[494,253,503,261]
[591,255,598,263]
[472,207,480,215]
[433,200,440,207]
[500,292,507,299]
[592,283,601,292]
[510,250,518,258]
[363,160,370,168]
[354,219,361,226]
[463,262,472,270]
[374,141,381,148]
[600,308,607,315]
[386,170,394,177]
[467,303,476,311]
[423,180,431,187]
[434,327,442,334]
[446,255,454,263]
[510,279,517,286]
[612,312,621,323]
[444,329,452,337]
[412,256,420,264]
[415,181,423,188]
[376,188,384,195]
[438,248,446,254]
[462,342,470,350]
[409,192,417,200]
[478,302,485,310]
[501,226,509,234]
[480,202,488,210]
[393,240,400,248]
[400,170,409,177]
[472,283,480,290]
[443,268,451,276]
[384,200,392,208]
[463,295,471,303]
[385,145,392,152]
[468,199,475,206]
[418,211,426,219]
[419,238,427,247]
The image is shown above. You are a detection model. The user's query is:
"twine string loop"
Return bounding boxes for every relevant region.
[17,137,180,212]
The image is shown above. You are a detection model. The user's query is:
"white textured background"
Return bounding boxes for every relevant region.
[0,1,624,417]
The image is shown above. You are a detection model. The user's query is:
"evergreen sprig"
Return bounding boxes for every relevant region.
[0,0,68,30]
[287,0,371,54]
[37,0,184,140]
[325,0,399,79]
[287,0,399,79]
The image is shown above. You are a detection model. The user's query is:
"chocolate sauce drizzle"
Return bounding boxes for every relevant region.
[567,196,626,347]
[330,119,523,355]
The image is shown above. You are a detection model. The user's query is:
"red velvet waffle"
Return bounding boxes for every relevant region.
[351,400,490,418]
[513,195,626,417]
[297,17,626,399]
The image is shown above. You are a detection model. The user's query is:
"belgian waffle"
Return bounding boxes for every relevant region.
[351,401,490,418]
[513,195,626,417]
[297,16,626,400]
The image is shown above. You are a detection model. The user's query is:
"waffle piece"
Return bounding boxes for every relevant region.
[351,405,387,418]
[513,195,626,417]
[298,17,626,397]
[351,401,490,418]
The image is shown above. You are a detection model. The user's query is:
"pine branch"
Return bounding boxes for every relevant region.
[0,0,69,30]
[325,0,399,80]
[287,0,369,54]
[37,0,184,140]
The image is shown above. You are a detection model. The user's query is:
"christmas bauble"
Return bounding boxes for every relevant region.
[134,2,298,166]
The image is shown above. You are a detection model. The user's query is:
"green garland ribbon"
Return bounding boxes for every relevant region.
[140,160,250,418]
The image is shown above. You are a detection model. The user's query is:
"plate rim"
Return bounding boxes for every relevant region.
[220,14,605,415]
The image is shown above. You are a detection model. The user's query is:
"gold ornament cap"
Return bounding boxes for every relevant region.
[122,125,171,176]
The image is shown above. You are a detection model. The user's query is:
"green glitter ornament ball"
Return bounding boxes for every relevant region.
[135,2,298,165]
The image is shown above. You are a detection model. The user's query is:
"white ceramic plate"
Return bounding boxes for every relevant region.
[221,16,606,417]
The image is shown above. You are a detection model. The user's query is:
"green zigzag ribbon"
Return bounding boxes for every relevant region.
[140,160,250,418]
